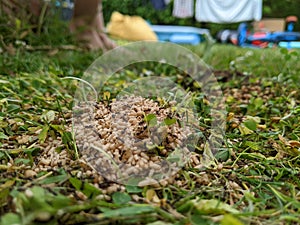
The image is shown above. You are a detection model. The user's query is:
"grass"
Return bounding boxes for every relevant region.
[1,19,300,224]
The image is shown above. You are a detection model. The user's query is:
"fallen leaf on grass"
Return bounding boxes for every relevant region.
[0,213,21,225]
[101,205,155,218]
[112,192,131,205]
[0,180,15,207]
[274,135,300,157]
[146,189,160,205]
[193,199,239,214]
[278,135,300,148]
[0,132,8,139]
[221,214,244,225]
[238,124,254,135]
[178,198,239,215]
[41,110,56,123]
[39,125,49,143]
[244,141,260,151]
[69,177,102,199]
[278,135,289,146]
[288,140,300,148]
[16,135,32,144]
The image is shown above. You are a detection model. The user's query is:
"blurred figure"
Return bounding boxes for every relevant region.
[1,0,116,51]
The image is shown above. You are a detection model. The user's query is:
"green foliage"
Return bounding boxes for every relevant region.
[0,0,75,50]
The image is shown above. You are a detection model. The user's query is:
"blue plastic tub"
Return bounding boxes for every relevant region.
[279,41,300,48]
[150,25,212,45]
[169,34,201,45]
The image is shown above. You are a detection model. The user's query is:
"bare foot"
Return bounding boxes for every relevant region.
[94,13,117,50]
[69,19,103,50]
[69,14,116,51]
[98,32,117,50]
[78,29,106,50]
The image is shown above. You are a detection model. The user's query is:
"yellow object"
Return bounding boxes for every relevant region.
[107,11,158,41]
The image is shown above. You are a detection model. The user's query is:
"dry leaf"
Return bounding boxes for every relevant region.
[289,140,300,147]
[278,134,289,145]
[146,189,160,204]
[17,135,31,144]
[226,112,235,121]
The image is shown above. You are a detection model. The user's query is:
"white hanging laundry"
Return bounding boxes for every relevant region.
[164,0,171,5]
[172,0,194,18]
[195,0,262,23]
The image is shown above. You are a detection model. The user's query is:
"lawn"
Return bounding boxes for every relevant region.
[0,40,300,225]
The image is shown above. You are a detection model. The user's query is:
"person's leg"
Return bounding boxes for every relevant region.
[2,0,115,51]
[70,0,116,51]
[70,0,104,50]
[95,1,116,50]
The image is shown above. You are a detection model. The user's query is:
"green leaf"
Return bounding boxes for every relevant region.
[103,205,155,218]
[112,192,131,204]
[0,213,21,225]
[0,132,8,140]
[245,116,261,123]
[190,214,212,225]
[240,152,266,160]
[221,214,244,225]
[50,124,64,134]
[62,131,73,145]
[243,119,257,131]
[41,110,56,123]
[0,180,14,208]
[15,18,21,30]
[39,125,49,143]
[0,152,4,159]
[38,174,68,185]
[82,182,101,198]
[24,147,40,156]
[69,177,83,191]
[163,118,176,126]
[166,151,181,163]
[0,188,10,208]
[51,194,72,208]
[14,158,31,165]
[145,114,157,127]
[215,149,230,161]
[125,185,142,193]
[31,186,46,199]
[238,124,254,135]
[189,198,239,215]
[253,97,264,109]
[244,141,260,150]
[7,104,20,113]
[69,177,101,198]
